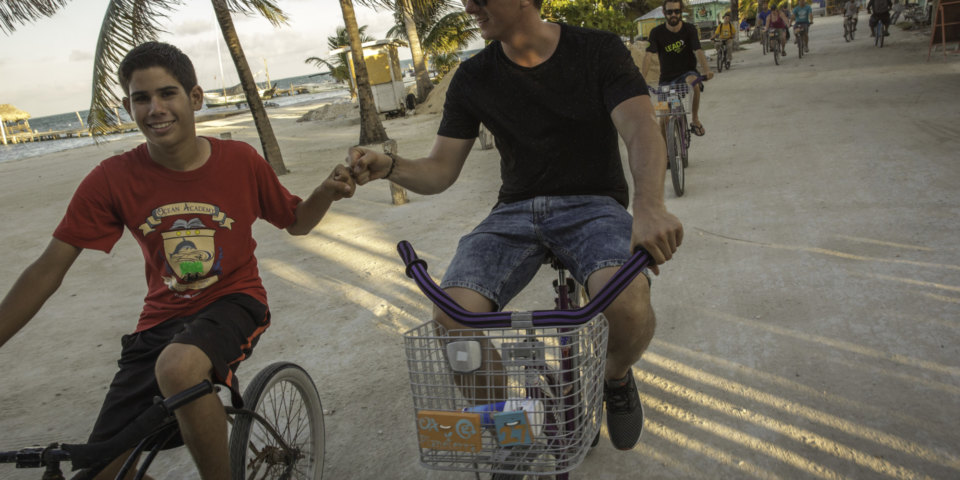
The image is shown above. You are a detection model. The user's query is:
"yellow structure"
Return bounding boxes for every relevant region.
[0,104,31,145]
[331,39,408,115]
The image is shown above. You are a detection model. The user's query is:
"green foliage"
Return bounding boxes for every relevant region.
[542,0,635,37]
[305,25,375,97]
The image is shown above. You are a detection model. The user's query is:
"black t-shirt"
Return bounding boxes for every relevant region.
[438,23,648,208]
[645,22,702,84]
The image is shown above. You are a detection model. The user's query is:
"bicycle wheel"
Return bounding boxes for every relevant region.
[762,33,768,54]
[230,362,325,480]
[716,47,724,72]
[666,117,685,197]
[797,31,804,58]
[680,114,690,168]
[773,39,780,64]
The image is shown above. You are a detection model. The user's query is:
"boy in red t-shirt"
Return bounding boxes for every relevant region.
[0,42,354,479]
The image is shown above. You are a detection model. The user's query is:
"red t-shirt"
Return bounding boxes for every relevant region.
[54,137,301,332]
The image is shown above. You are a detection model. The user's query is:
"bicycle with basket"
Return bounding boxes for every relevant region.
[648,75,705,198]
[398,240,652,479]
[1,361,325,480]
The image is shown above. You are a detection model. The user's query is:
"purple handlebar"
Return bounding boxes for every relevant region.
[397,241,652,328]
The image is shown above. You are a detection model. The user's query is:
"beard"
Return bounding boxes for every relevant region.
[667,16,681,26]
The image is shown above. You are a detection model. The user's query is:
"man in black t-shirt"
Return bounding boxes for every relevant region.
[348,0,684,452]
[643,0,714,136]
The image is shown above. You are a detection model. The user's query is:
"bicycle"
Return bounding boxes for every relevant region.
[794,23,810,58]
[1,361,325,480]
[873,15,886,47]
[397,240,652,479]
[714,41,731,72]
[649,75,705,198]
[843,15,857,41]
[768,29,784,65]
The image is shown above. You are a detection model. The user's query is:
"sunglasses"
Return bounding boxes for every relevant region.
[665,8,683,15]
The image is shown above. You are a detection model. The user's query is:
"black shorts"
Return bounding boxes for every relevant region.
[85,293,270,449]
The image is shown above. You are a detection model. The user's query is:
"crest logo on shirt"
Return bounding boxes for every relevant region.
[139,202,234,235]
[161,218,219,292]
[665,39,686,53]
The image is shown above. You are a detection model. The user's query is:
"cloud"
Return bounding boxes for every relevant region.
[69,50,94,62]
[174,19,213,37]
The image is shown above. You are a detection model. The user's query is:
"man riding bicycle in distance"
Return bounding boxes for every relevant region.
[757,3,773,46]
[643,0,714,137]
[709,13,738,65]
[868,0,893,36]
[844,0,861,33]
[792,0,815,53]
[0,42,355,480]
[766,5,790,55]
[348,0,683,452]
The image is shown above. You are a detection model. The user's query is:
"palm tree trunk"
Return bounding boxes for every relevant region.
[339,0,389,145]
[212,0,288,175]
[400,0,434,103]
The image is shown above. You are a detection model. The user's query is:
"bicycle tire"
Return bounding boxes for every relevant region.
[229,362,325,480]
[716,46,723,72]
[680,114,690,168]
[773,40,781,65]
[797,30,804,58]
[666,117,685,197]
[762,34,768,54]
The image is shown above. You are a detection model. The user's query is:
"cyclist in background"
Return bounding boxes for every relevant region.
[844,0,861,33]
[757,3,773,41]
[710,13,738,64]
[766,5,790,55]
[644,0,714,136]
[868,0,892,36]
[792,0,815,53]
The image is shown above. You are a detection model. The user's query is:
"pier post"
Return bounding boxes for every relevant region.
[382,139,408,206]
[0,115,6,145]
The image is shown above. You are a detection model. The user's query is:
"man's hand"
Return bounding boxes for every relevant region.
[631,206,684,276]
[347,147,391,185]
[322,164,356,201]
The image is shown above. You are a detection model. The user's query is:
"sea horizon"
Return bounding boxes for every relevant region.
[0,72,350,164]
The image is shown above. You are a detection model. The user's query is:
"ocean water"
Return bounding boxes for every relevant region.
[0,73,349,164]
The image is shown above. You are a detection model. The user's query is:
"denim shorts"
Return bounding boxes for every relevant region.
[440,195,635,310]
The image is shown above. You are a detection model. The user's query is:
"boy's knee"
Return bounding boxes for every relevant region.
[155,343,213,393]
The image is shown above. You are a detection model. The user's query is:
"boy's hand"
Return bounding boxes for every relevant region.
[323,164,355,200]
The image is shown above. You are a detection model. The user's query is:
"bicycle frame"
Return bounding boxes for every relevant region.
[1,381,302,480]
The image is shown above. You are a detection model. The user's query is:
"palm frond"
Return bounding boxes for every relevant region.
[0,0,71,35]
[225,0,288,26]
[421,11,478,55]
[87,0,176,136]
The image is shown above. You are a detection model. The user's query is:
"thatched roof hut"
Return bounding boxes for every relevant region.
[0,104,31,122]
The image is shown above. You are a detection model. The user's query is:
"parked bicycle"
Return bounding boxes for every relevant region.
[397,240,652,479]
[649,75,706,197]
[1,361,325,480]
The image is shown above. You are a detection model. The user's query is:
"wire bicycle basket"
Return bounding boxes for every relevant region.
[403,316,609,476]
[649,83,694,118]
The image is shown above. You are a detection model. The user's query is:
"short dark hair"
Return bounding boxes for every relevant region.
[663,0,685,10]
[118,42,198,96]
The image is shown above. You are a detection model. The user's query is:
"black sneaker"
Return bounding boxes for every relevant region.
[604,368,644,450]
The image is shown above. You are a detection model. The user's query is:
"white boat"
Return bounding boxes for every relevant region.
[291,82,339,94]
[203,86,275,109]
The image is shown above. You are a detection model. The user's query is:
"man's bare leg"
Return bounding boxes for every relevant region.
[434,287,506,404]
[155,344,229,480]
[92,450,152,480]
[586,267,655,381]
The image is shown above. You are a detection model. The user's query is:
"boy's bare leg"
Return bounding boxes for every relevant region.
[92,450,153,480]
[155,343,229,480]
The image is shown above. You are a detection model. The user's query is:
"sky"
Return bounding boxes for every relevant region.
[0,0,432,118]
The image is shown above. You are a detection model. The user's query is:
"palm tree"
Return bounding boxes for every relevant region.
[0,0,291,175]
[305,25,375,99]
[386,1,478,81]
[338,0,389,146]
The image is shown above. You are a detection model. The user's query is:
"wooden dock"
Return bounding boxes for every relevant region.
[3,123,139,145]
